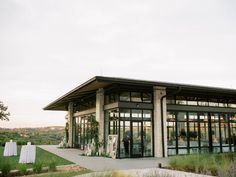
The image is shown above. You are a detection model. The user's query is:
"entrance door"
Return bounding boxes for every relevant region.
[131,121,143,157]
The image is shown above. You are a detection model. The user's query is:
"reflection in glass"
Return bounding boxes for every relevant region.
[131,109,142,119]
[131,92,142,102]
[132,122,142,157]
[166,96,175,104]
[120,109,130,118]
[143,121,152,156]
[199,113,209,152]
[115,108,153,158]
[177,112,187,147]
[120,121,131,158]
[167,112,176,150]
[142,92,152,103]
[143,110,152,119]
[229,114,236,152]
[77,114,96,150]
[167,121,176,146]
[211,113,220,148]
[189,113,199,149]
[187,97,198,106]
[198,98,209,106]
[120,92,130,102]
[220,114,230,152]
[176,96,187,105]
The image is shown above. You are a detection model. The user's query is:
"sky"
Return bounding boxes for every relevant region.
[1,0,236,128]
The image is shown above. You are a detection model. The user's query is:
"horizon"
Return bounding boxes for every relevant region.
[0,125,65,129]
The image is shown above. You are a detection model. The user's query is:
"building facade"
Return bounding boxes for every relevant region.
[44,76,236,158]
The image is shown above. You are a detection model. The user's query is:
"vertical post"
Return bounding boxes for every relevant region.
[96,88,104,144]
[68,102,74,147]
[153,86,167,157]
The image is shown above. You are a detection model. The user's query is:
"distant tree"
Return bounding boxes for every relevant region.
[0,101,10,121]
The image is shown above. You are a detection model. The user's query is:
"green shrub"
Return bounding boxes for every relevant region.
[18,164,28,175]
[0,161,12,177]
[170,153,236,176]
[48,161,57,171]
[33,161,43,173]
[169,153,218,175]
[217,157,236,177]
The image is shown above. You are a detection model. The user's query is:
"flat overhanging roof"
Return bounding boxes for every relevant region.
[44,76,236,111]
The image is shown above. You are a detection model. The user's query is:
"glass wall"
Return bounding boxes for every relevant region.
[74,95,96,112]
[188,112,199,153]
[177,112,188,154]
[167,112,176,155]
[76,113,96,150]
[211,113,220,152]
[167,111,234,155]
[106,108,153,158]
[105,90,152,104]
[167,96,236,108]
[199,113,209,153]
[220,114,230,152]
[229,114,236,152]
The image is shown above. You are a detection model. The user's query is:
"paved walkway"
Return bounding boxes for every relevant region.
[38,145,169,171]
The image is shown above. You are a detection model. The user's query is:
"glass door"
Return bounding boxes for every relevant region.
[131,121,143,157]
[120,121,131,158]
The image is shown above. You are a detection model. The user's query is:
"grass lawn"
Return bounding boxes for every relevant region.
[0,146,73,170]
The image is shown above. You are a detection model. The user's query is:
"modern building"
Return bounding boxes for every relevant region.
[44,76,236,158]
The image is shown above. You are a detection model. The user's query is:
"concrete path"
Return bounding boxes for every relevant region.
[38,145,169,171]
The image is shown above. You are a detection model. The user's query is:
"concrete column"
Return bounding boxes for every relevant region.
[153,86,167,157]
[68,102,74,147]
[96,88,104,143]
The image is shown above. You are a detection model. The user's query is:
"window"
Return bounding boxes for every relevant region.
[142,92,152,103]
[167,112,176,154]
[188,113,199,148]
[120,92,130,102]
[187,97,198,106]
[166,95,236,109]
[198,98,209,106]
[118,91,152,103]
[105,92,118,104]
[131,92,142,102]
[209,99,219,107]
[229,104,236,108]
[166,96,175,104]
[176,96,187,105]
[131,109,142,119]
[177,112,188,148]
[120,109,130,118]
[143,110,152,119]
[76,114,96,150]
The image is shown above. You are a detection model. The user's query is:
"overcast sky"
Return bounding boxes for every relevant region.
[1,0,236,128]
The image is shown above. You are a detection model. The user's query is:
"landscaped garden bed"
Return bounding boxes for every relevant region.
[169,153,236,177]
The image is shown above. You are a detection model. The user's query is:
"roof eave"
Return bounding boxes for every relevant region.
[43,76,98,110]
